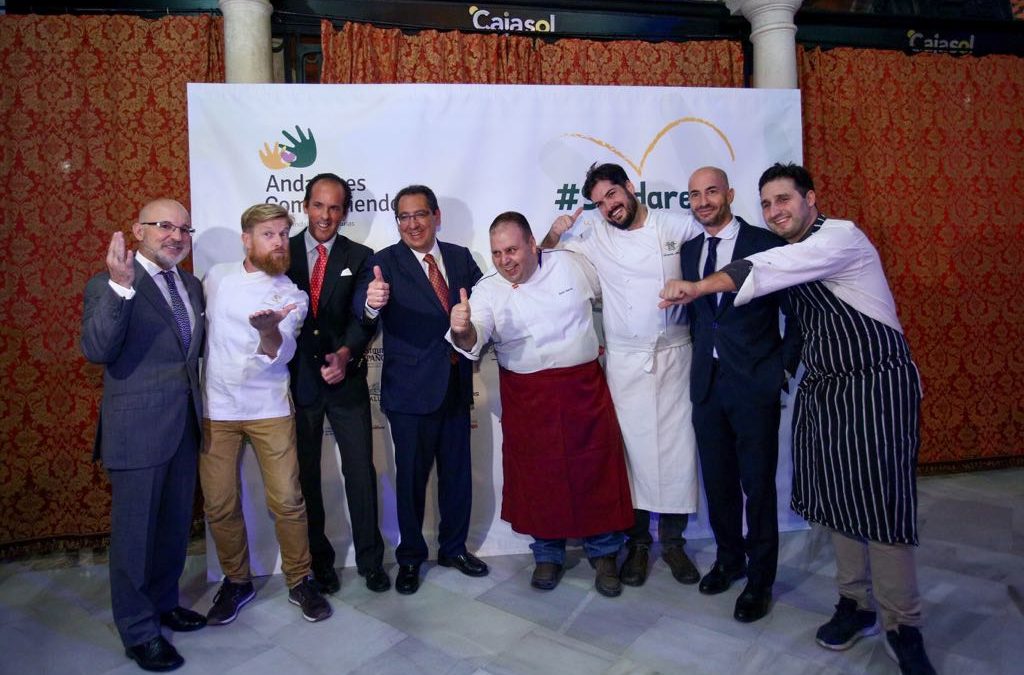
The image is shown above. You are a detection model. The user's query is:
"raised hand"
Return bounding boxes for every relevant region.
[280,126,317,168]
[320,346,351,385]
[450,288,472,336]
[249,303,297,334]
[106,231,135,288]
[551,205,583,239]
[258,141,289,170]
[541,205,583,248]
[366,265,390,310]
[658,280,700,308]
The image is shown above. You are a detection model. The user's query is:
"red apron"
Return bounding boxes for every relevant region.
[499,360,634,539]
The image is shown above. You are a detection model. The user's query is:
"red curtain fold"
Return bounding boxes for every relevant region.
[799,46,1024,468]
[0,14,224,556]
[321,20,745,86]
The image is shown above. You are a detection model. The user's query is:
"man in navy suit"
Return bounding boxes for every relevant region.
[354,184,488,594]
[81,199,207,672]
[680,167,796,623]
[287,173,389,594]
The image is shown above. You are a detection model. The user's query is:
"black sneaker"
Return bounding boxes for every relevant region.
[885,625,937,675]
[815,596,879,650]
[206,579,255,626]
[288,576,333,622]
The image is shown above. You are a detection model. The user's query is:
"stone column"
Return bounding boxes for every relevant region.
[725,0,803,89]
[219,0,273,83]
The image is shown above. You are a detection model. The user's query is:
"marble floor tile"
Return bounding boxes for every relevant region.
[1,468,1020,674]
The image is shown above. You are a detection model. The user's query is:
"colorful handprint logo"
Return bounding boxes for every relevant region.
[259,125,318,170]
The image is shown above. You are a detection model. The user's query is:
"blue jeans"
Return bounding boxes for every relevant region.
[530,531,624,564]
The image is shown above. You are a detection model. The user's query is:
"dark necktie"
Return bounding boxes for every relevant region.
[423,253,450,313]
[160,270,192,351]
[309,244,327,318]
[703,236,719,311]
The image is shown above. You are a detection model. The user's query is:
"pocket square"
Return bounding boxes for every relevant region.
[340,268,353,277]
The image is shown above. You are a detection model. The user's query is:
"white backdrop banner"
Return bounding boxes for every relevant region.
[187,83,806,578]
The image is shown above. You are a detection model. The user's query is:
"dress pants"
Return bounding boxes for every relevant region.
[386,366,472,566]
[693,363,781,588]
[200,415,311,588]
[294,378,384,575]
[626,510,688,548]
[107,407,198,648]
[832,529,923,630]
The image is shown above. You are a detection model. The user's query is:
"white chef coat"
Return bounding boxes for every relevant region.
[735,218,904,333]
[203,261,308,421]
[447,249,600,374]
[560,208,704,513]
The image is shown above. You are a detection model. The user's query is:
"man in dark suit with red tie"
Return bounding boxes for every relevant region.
[354,184,488,594]
[287,173,390,594]
[81,199,207,672]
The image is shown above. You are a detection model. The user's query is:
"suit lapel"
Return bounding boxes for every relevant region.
[184,271,204,356]
[135,263,186,353]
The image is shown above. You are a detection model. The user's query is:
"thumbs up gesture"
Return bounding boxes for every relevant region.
[366,265,390,310]
[450,288,472,336]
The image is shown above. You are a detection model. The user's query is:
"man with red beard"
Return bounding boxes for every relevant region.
[200,203,332,625]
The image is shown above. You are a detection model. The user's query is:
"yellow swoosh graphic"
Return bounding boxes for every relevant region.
[566,117,735,176]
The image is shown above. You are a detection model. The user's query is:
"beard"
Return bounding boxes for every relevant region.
[607,192,639,230]
[249,247,290,276]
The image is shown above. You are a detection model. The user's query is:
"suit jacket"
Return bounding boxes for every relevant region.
[81,261,205,470]
[682,220,796,406]
[353,239,482,415]
[286,230,376,407]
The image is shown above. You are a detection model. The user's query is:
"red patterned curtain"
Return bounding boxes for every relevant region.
[321,20,744,86]
[800,46,1024,470]
[0,15,224,556]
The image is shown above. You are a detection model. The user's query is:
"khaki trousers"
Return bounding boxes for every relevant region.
[831,528,922,630]
[201,416,311,588]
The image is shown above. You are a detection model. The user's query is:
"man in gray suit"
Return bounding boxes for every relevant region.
[82,198,207,672]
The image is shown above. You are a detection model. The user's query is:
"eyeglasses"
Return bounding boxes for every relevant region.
[395,210,433,226]
[141,221,196,236]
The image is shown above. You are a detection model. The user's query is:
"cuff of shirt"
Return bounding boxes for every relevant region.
[364,303,380,320]
[107,279,136,300]
[444,327,482,360]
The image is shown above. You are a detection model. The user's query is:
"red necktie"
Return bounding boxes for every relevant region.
[310,244,327,318]
[423,253,450,313]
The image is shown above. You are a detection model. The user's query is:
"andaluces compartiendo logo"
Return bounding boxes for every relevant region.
[259,125,317,170]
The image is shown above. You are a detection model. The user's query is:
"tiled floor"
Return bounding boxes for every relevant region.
[2,468,1021,674]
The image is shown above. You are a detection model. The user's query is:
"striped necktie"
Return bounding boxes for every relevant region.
[423,253,450,313]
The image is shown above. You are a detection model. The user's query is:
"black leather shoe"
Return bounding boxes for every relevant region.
[619,544,650,587]
[395,564,421,595]
[734,583,772,623]
[437,552,489,577]
[699,562,746,595]
[313,565,341,595]
[125,636,184,672]
[362,567,391,593]
[159,606,207,632]
[530,562,564,591]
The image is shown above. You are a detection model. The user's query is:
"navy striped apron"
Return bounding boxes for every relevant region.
[789,222,921,545]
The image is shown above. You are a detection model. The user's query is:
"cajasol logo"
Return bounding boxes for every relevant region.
[259,125,317,170]
[469,5,556,33]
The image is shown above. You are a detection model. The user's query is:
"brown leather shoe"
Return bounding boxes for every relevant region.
[662,546,700,585]
[619,543,650,587]
[530,562,563,590]
[592,554,622,597]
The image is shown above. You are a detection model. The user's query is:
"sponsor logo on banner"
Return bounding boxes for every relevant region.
[906,30,975,54]
[259,125,318,170]
[469,5,556,33]
[551,116,736,212]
